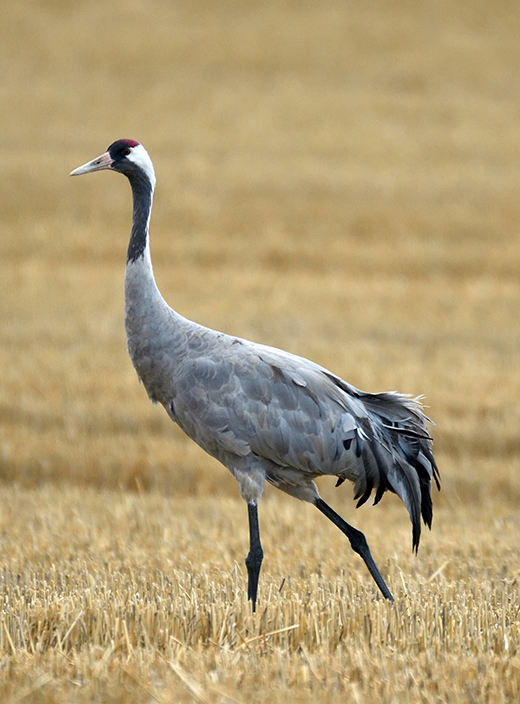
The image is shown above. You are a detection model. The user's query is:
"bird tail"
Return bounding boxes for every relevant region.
[355,392,440,552]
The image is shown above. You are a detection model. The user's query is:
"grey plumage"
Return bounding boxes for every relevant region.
[71,139,440,609]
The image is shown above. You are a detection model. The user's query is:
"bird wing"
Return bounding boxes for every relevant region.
[169,333,438,549]
[170,336,355,471]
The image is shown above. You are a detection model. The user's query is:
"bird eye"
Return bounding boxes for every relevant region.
[123,148,131,156]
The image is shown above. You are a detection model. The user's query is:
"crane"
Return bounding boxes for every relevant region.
[70,139,440,610]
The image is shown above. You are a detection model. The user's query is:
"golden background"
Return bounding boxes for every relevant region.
[1,1,519,701]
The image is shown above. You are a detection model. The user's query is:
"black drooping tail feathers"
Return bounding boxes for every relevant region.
[337,387,440,553]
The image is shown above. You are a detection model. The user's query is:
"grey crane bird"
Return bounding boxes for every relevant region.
[70,139,440,609]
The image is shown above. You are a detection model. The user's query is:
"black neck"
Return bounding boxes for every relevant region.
[126,170,154,264]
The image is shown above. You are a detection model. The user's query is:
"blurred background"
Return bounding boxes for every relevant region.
[1,0,520,507]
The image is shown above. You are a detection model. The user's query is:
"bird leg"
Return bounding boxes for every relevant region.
[314,498,394,602]
[245,501,264,612]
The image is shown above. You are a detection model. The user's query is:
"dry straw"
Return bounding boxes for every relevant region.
[2,0,520,701]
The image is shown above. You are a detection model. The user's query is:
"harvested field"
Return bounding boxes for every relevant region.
[1,1,520,701]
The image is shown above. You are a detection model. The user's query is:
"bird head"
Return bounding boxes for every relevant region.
[70,139,156,187]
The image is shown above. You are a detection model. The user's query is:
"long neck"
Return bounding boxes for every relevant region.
[123,167,189,401]
[127,169,154,264]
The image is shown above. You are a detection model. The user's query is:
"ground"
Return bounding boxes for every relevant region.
[1,1,520,702]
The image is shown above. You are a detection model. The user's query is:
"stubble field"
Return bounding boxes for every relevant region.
[1,1,520,702]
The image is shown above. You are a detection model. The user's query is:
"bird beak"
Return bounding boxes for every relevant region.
[70,151,114,176]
